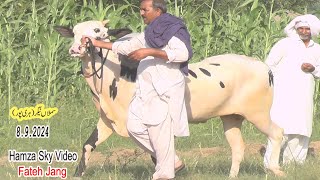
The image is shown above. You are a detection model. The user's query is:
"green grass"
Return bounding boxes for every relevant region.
[1,98,320,179]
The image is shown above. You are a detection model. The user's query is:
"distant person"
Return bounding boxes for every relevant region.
[263,14,320,166]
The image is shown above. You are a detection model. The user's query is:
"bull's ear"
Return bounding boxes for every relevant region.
[102,20,109,26]
[108,28,132,39]
[53,26,74,38]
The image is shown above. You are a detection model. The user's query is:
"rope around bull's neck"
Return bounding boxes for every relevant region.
[83,39,109,79]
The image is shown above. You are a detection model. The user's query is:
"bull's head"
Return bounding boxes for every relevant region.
[54,20,132,57]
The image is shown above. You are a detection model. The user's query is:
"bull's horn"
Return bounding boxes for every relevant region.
[102,20,109,26]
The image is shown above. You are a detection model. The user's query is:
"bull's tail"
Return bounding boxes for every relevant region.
[268,70,274,87]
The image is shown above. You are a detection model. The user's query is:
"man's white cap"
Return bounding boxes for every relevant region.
[284,14,320,37]
[294,21,310,29]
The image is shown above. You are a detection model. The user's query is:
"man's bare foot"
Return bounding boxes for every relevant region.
[174,160,185,174]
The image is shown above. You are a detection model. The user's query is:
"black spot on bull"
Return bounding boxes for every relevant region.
[109,78,117,100]
[74,128,99,177]
[199,68,211,76]
[268,70,274,86]
[119,54,139,82]
[210,63,221,66]
[188,69,197,78]
[220,81,225,88]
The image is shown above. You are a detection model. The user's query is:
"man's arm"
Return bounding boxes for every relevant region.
[310,60,320,79]
[265,40,286,73]
[128,48,169,61]
[127,36,189,62]
[301,45,320,78]
[165,36,189,63]
[81,36,113,50]
[82,33,144,56]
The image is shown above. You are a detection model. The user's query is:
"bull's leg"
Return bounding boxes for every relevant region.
[246,113,284,176]
[221,114,245,178]
[74,116,114,177]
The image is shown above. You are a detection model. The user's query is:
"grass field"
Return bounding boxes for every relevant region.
[1,96,320,179]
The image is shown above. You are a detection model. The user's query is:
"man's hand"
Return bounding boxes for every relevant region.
[81,35,113,50]
[81,36,96,47]
[128,48,150,61]
[301,63,315,73]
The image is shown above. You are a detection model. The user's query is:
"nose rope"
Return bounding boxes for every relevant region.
[83,39,109,79]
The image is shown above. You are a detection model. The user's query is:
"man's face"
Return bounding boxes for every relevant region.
[297,26,311,41]
[140,0,161,25]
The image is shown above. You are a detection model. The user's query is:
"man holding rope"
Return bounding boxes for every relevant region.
[82,0,192,179]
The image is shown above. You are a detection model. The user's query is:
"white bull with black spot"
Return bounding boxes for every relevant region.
[54,20,284,178]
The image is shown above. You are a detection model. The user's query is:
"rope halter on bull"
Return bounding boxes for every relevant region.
[81,38,109,79]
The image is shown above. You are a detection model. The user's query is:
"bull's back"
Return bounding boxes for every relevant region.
[185,54,273,122]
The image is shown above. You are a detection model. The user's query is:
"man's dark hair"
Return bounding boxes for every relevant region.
[152,0,167,13]
[141,0,167,13]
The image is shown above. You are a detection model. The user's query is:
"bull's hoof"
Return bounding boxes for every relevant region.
[272,169,286,177]
[73,166,85,177]
[228,175,238,179]
[266,167,286,177]
[228,171,238,179]
[259,145,266,157]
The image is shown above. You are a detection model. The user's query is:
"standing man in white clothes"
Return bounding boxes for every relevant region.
[264,14,320,167]
[82,0,192,179]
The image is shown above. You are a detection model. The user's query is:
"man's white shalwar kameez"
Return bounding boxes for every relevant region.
[264,36,320,166]
[112,32,189,179]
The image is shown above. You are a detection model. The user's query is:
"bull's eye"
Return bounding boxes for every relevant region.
[94,28,100,33]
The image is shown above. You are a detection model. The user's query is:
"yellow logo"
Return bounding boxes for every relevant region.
[10,104,58,121]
